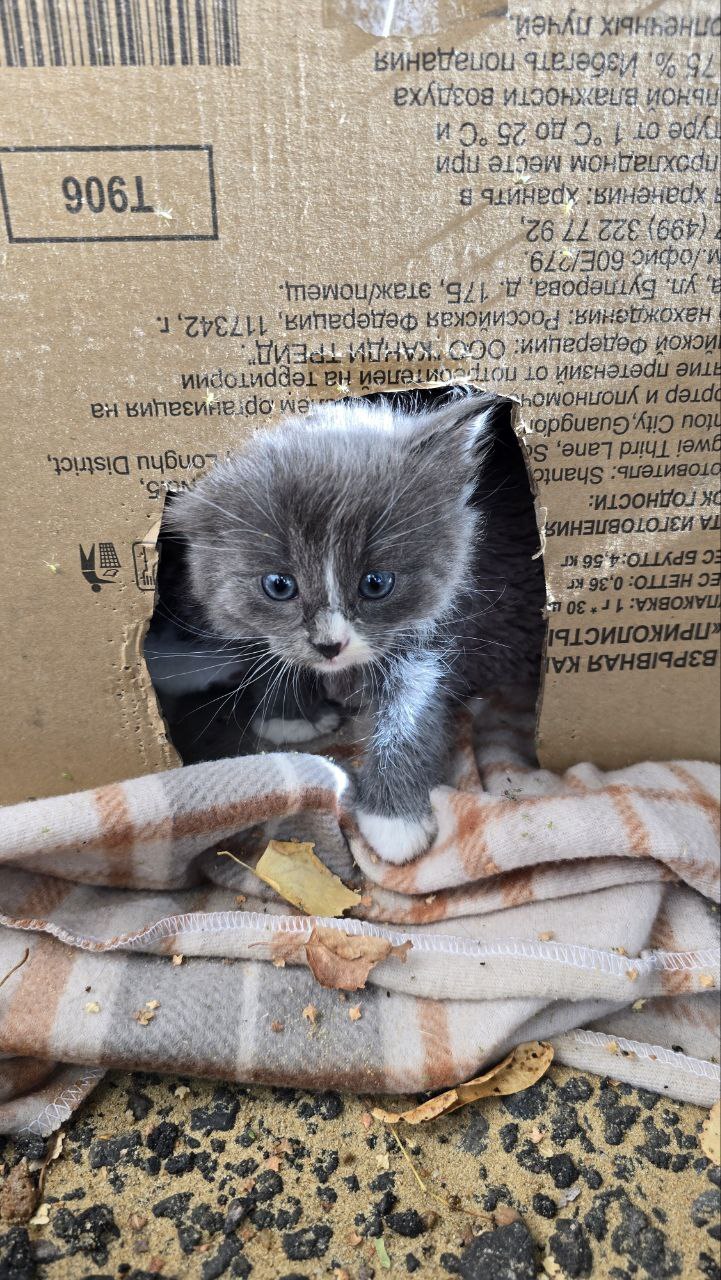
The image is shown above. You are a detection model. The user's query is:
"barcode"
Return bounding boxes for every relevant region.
[0,0,240,66]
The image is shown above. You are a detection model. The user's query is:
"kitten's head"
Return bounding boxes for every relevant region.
[167,394,493,674]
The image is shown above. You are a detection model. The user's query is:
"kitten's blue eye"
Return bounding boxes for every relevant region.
[359,571,395,600]
[261,573,298,601]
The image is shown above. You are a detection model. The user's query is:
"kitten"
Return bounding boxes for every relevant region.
[165,392,546,862]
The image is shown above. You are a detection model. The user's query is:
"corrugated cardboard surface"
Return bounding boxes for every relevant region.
[1,0,719,804]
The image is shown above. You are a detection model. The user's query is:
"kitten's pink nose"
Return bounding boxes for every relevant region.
[314,640,347,660]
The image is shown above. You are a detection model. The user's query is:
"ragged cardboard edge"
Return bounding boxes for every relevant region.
[119,517,181,773]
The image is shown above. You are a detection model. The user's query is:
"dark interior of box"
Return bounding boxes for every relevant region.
[143,389,544,765]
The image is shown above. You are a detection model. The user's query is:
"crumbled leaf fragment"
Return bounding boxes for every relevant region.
[349,1005,362,1022]
[84,1001,101,1013]
[374,1236,392,1270]
[700,1100,721,1163]
[302,1004,318,1025]
[29,1203,50,1227]
[270,1020,285,1033]
[171,954,183,966]
[632,998,647,1011]
[626,967,639,982]
[372,1041,553,1125]
[219,841,361,916]
[700,973,715,989]
[538,931,554,942]
[305,926,411,991]
[493,1205,521,1226]
[0,1159,39,1223]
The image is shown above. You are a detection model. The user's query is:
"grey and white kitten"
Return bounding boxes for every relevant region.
[164,393,545,863]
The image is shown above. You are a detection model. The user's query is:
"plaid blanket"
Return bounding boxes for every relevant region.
[0,693,719,1134]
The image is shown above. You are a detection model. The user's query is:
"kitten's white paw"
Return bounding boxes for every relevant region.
[253,708,341,745]
[312,707,342,736]
[253,716,321,745]
[356,810,437,864]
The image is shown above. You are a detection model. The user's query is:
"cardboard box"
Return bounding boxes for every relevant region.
[1,0,719,805]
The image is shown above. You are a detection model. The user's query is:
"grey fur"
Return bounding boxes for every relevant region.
[164,393,546,853]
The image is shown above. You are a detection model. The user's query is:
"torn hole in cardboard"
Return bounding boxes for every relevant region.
[141,386,548,768]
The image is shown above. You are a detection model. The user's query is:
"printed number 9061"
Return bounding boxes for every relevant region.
[61,175,154,215]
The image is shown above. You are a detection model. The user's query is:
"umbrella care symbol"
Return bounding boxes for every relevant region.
[79,542,121,592]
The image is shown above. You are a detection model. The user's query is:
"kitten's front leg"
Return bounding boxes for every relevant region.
[356,652,451,865]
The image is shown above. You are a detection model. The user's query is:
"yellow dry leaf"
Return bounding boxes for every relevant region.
[700,974,715,989]
[133,1008,156,1026]
[84,1001,101,1013]
[145,999,160,1010]
[606,1040,620,1055]
[219,842,361,917]
[171,954,183,966]
[632,998,647,1011]
[349,1005,362,1022]
[305,926,411,991]
[700,1100,720,1164]
[302,1004,318,1024]
[626,968,639,982]
[372,1041,553,1125]
[538,931,554,942]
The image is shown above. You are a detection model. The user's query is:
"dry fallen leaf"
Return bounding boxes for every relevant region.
[626,968,639,982]
[305,926,411,991]
[349,1005,362,1022]
[234,894,247,906]
[171,954,183,966]
[302,1004,318,1025]
[538,931,554,942]
[0,1160,39,1224]
[372,1041,554,1125]
[612,946,628,956]
[700,974,715,989]
[84,1001,101,1013]
[270,1020,285,1033]
[606,1041,620,1055]
[219,841,361,917]
[700,1100,720,1164]
[632,998,647,1011]
[133,1008,156,1026]
[145,999,161,1010]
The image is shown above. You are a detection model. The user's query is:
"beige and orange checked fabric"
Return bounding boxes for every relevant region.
[0,692,718,1134]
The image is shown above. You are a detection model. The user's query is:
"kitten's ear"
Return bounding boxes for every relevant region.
[403,393,495,470]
